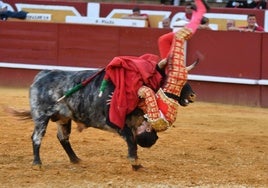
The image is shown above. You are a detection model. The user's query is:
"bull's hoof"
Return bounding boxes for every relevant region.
[31,164,44,171]
[70,158,81,164]
[132,164,143,171]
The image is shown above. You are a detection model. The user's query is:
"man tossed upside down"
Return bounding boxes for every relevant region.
[100,0,209,147]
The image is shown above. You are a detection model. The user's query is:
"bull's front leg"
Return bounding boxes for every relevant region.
[120,126,143,171]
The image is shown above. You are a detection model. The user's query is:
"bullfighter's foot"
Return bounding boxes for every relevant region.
[190,0,210,12]
[185,0,209,34]
[196,0,210,12]
[199,0,210,12]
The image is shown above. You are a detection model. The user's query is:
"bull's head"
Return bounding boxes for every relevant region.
[135,59,199,148]
[165,59,198,107]
[135,83,195,148]
[178,59,199,106]
[178,82,196,106]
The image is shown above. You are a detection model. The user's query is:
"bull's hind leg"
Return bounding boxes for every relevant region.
[31,117,50,166]
[56,119,81,163]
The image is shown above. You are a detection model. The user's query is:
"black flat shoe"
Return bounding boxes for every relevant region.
[191,0,210,12]
[201,0,210,12]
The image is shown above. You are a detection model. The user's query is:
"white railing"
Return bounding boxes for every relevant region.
[1,62,267,86]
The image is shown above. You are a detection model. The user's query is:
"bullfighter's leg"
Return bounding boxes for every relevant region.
[31,116,50,165]
[158,0,208,59]
[186,0,209,34]
[56,119,81,163]
[158,32,174,59]
[163,0,208,96]
[140,0,208,132]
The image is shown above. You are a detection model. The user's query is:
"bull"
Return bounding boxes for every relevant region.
[10,66,196,170]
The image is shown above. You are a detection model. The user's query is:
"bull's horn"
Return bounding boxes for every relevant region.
[186,59,199,71]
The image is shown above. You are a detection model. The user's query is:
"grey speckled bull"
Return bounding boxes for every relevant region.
[14,69,196,170]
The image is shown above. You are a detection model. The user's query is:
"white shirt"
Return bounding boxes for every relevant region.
[0,1,5,9]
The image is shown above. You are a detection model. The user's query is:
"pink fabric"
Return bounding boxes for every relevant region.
[158,0,206,59]
[186,0,207,34]
[158,32,174,59]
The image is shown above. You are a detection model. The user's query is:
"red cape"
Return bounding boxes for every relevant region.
[104,54,163,129]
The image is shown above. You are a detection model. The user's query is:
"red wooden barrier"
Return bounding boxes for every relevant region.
[261,34,268,80]
[0,16,267,107]
[0,68,38,87]
[187,29,262,79]
[189,81,261,106]
[260,34,268,107]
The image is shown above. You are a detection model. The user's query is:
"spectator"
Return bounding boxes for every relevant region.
[173,16,211,31]
[121,7,150,27]
[175,2,194,23]
[160,0,171,5]
[0,1,6,9]
[171,2,194,28]
[228,14,264,32]
[161,17,171,29]
[198,16,212,30]
[160,0,181,6]
[0,0,28,20]
[173,0,181,6]
[226,0,248,8]
[248,0,266,9]
[0,0,10,12]
[172,20,189,32]
[226,19,236,30]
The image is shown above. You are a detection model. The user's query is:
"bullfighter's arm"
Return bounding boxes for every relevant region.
[137,86,169,132]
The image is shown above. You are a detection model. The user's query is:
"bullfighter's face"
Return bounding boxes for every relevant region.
[135,121,158,148]
[136,121,152,135]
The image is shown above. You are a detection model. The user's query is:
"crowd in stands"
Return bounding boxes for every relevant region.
[158,0,265,32]
[121,7,150,27]
[161,0,181,5]
[226,0,266,9]
[227,14,264,32]
[0,0,266,32]
[126,0,265,32]
[161,0,267,9]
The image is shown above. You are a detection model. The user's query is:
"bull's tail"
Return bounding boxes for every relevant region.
[4,107,32,120]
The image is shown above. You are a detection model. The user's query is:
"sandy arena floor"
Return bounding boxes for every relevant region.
[0,87,267,188]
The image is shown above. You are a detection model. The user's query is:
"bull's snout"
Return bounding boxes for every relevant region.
[189,93,196,102]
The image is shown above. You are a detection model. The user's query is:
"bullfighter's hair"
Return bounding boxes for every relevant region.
[136,129,158,148]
